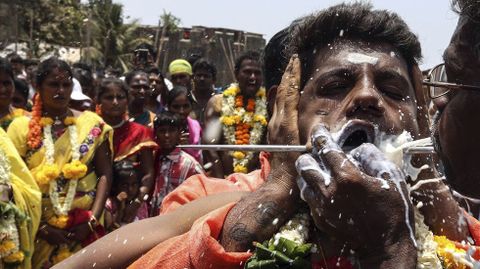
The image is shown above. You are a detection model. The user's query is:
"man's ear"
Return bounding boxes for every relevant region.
[267,85,278,117]
[432,95,450,112]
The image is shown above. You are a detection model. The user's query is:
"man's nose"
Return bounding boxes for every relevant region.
[113,97,119,105]
[345,79,385,117]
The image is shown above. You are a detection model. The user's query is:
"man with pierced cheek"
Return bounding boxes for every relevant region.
[127,3,472,269]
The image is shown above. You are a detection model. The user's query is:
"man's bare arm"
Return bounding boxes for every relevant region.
[54,191,248,269]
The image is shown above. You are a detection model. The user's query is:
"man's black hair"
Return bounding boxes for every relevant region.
[153,110,182,130]
[193,58,217,80]
[234,51,262,75]
[24,59,39,68]
[289,2,422,86]
[124,70,148,85]
[7,53,23,64]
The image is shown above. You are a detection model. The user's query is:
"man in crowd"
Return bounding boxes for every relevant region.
[202,51,266,178]
[191,58,217,127]
[168,58,193,90]
[7,53,27,79]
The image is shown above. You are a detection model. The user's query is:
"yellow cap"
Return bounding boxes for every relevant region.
[168,59,192,75]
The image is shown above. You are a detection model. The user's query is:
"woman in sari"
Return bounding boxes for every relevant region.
[96,77,156,222]
[0,127,41,269]
[7,57,113,268]
[0,58,29,131]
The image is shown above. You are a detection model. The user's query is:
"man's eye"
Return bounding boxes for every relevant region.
[318,81,350,95]
[380,86,404,100]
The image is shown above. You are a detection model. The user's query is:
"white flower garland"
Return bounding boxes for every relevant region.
[44,123,79,216]
[0,149,21,259]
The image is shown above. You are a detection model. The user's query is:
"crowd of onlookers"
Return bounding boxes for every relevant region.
[0,42,255,267]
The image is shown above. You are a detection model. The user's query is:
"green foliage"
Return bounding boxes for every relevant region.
[7,0,180,72]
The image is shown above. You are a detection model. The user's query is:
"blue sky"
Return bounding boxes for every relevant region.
[116,0,459,69]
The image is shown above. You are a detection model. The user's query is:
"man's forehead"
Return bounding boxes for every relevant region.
[239,59,261,70]
[313,41,409,75]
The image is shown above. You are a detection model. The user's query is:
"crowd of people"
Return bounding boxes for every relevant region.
[2,0,480,268]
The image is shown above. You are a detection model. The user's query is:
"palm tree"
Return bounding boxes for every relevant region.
[83,0,149,72]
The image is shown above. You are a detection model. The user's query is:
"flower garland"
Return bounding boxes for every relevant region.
[220,83,267,173]
[33,116,88,230]
[0,148,26,265]
[434,236,470,269]
[246,212,313,268]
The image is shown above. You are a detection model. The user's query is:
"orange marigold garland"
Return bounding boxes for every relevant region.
[220,83,267,173]
[95,104,102,116]
[27,94,43,149]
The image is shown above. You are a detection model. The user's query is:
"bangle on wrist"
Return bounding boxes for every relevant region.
[87,221,95,233]
[89,214,98,228]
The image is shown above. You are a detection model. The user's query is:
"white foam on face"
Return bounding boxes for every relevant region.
[375,131,431,181]
[346,53,378,65]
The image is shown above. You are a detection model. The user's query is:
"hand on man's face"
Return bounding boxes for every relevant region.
[267,55,302,181]
[296,124,415,256]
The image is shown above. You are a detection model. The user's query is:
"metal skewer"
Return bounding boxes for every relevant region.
[177,144,308,152]
[178,144,436,154]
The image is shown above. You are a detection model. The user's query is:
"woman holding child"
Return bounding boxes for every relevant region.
[7,57,113,268]
[96,77,157,223]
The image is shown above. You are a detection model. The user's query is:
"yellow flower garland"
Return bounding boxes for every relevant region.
[34,116,88,232]
[0,240,15,255]
[35,163,61,186]
[47,215,70,229]
[220,83,267,173]
[434,236,468,269]
[62,160,88,180]
[3,251,25,264]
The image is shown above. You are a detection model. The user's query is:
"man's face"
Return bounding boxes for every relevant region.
[434,88,480,197]
[235,59,263,97]
[193,68,215,93]
[298,41,419,147]
[171,73,191,89]
[128,74,150,105]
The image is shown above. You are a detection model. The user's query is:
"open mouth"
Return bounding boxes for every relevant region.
[333,120,376,152]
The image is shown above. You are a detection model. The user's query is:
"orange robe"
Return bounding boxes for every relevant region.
[129,152,480,268]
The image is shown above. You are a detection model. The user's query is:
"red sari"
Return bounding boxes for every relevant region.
[113,121,158,162]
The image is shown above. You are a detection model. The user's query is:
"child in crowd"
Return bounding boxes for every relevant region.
[150,111,204,216]
[104,160,148,232]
